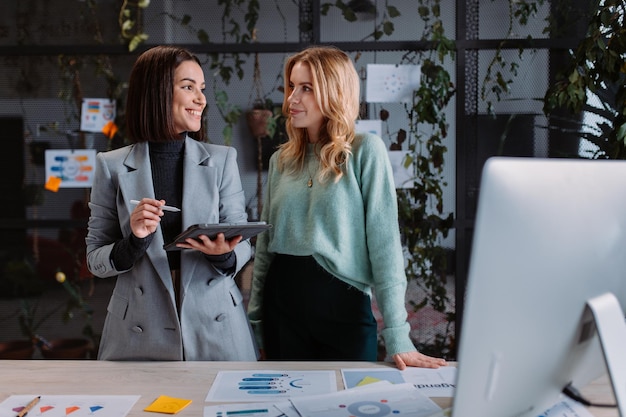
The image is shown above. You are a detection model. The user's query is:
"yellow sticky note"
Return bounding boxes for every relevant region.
[356,376,382,386]
[144,395,192,414]
[45,176,62,192]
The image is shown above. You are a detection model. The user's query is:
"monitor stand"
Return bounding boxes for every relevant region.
[586,292,626,416]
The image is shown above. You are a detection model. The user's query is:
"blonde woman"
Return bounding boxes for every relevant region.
[248,46,447,369]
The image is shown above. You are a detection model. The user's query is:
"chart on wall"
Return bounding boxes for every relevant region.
[44,149,96,190]
[0,395,139,417]
[205,370,337,402]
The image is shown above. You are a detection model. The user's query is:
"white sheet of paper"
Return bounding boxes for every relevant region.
[0,395,140,417]
[342,367,457,397]
[537,397,594,417]
[366,64,421,103]
[204,402,286,417]
[289,382,441,417]
[205,370,337,402]
[270,400,301,417]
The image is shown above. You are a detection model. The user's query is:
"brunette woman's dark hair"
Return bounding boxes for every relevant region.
[125,45,206,142]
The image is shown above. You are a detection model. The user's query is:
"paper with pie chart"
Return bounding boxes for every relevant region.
[204,370,337,402]
[0,395,139,417]
[289,381,441,417]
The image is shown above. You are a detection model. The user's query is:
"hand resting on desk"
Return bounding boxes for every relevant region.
[392,351,448,370]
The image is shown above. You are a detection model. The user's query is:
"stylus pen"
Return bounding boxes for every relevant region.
[130,199,181,212]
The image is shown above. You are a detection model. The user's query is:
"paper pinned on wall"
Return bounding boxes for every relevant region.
[44,149,96,189]
[80,98,116,133]
[366,64,421,103]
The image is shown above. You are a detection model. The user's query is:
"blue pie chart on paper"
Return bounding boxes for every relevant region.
[289,378,305,388]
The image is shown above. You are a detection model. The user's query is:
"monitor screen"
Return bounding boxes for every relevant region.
[452,157,626,417]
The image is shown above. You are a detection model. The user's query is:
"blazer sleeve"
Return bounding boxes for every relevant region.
[85,151,127,278]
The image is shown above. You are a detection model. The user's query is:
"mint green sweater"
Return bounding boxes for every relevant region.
[248,132,416,356]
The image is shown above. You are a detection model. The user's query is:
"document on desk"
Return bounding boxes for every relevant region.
[205,370,337,402]
[204,401,296,417]
[341,367,457,397]
[539,397,593,417]
[0,394,140,417]
[290,380,442,417]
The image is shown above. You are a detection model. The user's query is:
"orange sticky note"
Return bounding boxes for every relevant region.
[102,120,118,139]
[45,176,62,192]
[144,395,192,414]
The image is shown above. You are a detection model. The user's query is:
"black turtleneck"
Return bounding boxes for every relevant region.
[150,140,184,270]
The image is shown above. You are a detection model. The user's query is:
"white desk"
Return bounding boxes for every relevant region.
[0,360,617,417]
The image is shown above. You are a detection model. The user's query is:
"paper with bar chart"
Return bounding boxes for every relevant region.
[205,370,337,402]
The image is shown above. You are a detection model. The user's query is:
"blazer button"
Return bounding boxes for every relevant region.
[215,314,226,322]
[132,326,143,333]
[134,287,144,296]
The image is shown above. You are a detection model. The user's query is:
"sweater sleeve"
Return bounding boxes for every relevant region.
[358,135,417,356]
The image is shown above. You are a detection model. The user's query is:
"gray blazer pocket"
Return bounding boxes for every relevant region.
[107,293,129,320]
[229,283,244,307]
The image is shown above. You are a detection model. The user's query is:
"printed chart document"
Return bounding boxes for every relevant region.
[540,397,594,417]
[341,367,457,397]
[0,395,140,417]
[205,370,337,403]
[290,381,441,417]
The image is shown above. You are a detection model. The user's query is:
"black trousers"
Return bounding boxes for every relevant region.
[262,254,378,361]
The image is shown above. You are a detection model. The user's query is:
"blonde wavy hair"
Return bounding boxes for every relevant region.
[277,46,360,183]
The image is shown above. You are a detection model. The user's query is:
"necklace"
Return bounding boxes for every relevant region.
[306,156,317,188]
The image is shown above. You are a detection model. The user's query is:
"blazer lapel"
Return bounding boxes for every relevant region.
[118,143,175,299]
[180,138,219,291]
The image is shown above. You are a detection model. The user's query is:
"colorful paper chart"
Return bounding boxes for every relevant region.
[205,370,337,402]
[44,149,96,189]
[0,395,139,417]
[80,98,116,133]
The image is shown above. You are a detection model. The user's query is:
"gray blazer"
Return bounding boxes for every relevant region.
[86,137,258,361]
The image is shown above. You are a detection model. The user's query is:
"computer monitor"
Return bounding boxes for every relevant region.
[452,157,626,417]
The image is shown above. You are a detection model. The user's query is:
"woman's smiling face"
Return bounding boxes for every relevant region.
[172,60,206,134]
